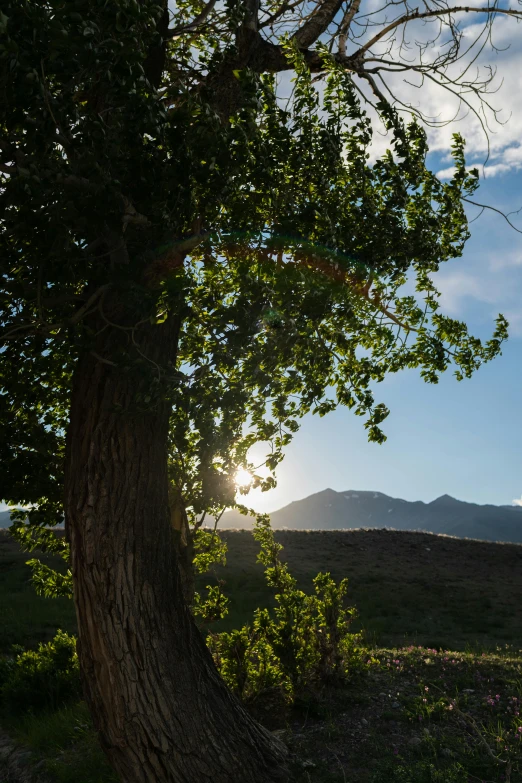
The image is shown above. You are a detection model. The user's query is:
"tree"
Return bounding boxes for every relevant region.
[0,1,518,781]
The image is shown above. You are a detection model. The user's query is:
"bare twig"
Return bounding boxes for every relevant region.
[90,350,118,367]
[212,508,226,536]
[354,6,522,60]
[463,198,522,234]
[167,0,218,38]
[0,284,110,344]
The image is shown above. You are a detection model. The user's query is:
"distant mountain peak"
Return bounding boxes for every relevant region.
[430,494,458,504]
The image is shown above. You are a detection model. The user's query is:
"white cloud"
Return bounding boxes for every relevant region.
[487,248,522,272]
[436,270,506,314]
[513,495,522,507]
[271,10,522,177]
[273,8,522,334]
[357,13,522,175]
[435,165,477,180]
[434,252,522,336]
[438,146,522,180]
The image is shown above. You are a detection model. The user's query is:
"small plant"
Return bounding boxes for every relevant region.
[0,630,80,714]
[191,527,230,625]
[371,759,469,783]
[207,513,364,702]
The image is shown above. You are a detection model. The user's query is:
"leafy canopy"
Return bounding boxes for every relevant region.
[0,1,507,543]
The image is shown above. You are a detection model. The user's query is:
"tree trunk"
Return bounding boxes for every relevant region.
[63,302,289,783]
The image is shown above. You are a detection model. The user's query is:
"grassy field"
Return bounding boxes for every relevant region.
[1,526,522,782]
[207,527,522,652]
[0,530,76,653]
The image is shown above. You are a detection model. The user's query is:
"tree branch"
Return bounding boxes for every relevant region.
[167,0,218,38]
[463,197,522,234]
[259,0,305,29]
[244,0,261,31]
[0,285,110,344]
[291,0,345,49]
[339,0,363,56]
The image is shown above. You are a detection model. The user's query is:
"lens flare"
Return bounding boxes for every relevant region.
[235,468,253,488]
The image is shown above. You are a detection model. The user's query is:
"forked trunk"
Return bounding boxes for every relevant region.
[63,306,288,783]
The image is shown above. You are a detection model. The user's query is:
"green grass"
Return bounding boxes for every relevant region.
[0,532,76,653]
[8,702,117,783]
[281,642,522,782]
[6,646,522,783]
[3,526,522,654]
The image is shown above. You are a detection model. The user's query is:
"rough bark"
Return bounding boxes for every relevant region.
[290,0,344,49]
[169,486,195,606]
[63,293,289,783]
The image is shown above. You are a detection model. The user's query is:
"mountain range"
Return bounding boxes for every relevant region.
[218,489,522,544]
[3,490,521,544]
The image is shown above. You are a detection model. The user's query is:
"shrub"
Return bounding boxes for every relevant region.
[0,630,81,713]
[206,513,364,702]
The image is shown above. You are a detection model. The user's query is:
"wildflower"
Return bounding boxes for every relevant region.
[424,686,429,692]
[517,727,522,734]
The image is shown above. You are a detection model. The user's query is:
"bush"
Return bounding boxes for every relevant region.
[0,630,81,713]
[206,514,364,702]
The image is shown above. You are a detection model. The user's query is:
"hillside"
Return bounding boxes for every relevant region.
[2,526,522,653]
[219,488,522,543]
[207,527,522,650]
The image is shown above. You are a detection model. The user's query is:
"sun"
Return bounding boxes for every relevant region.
[234,468,253,489]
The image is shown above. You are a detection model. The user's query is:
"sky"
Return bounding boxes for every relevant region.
[237,7,522,514]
